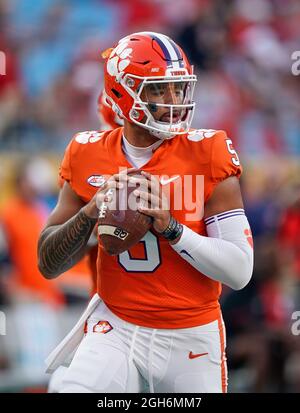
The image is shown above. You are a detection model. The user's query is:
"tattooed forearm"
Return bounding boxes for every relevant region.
[38,209,97,279]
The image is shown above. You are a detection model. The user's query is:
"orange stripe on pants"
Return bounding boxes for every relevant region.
[218,316,228,393]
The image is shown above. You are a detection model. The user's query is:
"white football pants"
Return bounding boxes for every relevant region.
[54,300,227,393]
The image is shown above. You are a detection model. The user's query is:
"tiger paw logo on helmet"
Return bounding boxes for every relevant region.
[106,41,133,77]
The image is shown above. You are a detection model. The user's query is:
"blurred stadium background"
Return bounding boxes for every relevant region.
[0,0,300,393]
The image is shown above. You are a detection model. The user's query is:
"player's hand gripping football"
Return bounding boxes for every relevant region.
[130,171,171,233]
[83,168,139,219]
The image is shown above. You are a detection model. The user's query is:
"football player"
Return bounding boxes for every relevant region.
[38,32,254,393]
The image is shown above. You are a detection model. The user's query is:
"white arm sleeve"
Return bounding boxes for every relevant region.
[171,209,254,290]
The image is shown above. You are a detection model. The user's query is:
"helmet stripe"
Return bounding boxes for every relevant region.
[151,34,174,68]
[169,38,185,68]
[140,31,181,69]
[152,33,180,69]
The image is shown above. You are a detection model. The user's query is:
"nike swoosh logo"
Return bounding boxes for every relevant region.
[180,250,195,261]
[160,175,180,185]
[189,352,209,359]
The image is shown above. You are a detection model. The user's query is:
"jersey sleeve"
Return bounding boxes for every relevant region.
[59,139,74,185]
[210,131,242,183]
[57,130,109,202]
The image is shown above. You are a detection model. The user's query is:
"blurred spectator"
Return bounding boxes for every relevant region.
[0,157,64,306]
[0,157,63,385]
[223,237,300,392]
[277,189,300,281]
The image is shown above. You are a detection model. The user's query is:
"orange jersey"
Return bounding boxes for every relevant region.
[60,127,242,328]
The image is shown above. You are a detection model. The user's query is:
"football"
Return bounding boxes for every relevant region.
[97,171,152,255]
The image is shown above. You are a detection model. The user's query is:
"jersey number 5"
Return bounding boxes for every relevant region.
[226,139,240,166]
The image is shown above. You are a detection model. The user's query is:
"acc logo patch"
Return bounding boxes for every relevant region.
[87,175,106,188]
[93,320,113,334]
